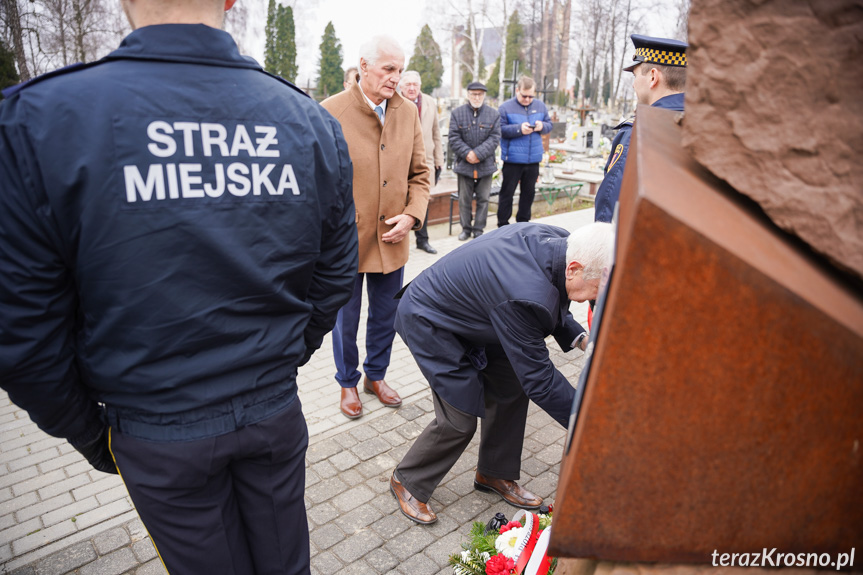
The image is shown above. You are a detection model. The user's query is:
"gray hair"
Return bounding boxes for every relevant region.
[358,35,404,68]
[566,222,615,280]
[400,70,421,86]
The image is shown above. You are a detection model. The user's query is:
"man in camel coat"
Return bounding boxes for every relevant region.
[322,35,430,419]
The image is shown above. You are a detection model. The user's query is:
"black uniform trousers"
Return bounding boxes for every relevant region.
[109,398,310,575]
[497,162,539,226]
[394,346,529,504]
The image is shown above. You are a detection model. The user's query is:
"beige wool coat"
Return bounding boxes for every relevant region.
[322,83,430,274]
[417,93,444,169]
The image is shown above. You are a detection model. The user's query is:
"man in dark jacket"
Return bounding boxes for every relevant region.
[0,0,357,572]
[389,222,614,524]
[595,34,687,223]
[497,76,552,227]
[449,81,501,241]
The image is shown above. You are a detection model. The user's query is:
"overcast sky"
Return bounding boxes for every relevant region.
[240,0,682,94]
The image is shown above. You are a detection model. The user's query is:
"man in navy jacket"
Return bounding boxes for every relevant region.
[0,0,357,572]
[389,222,614,524]
[497,76,552,227]
[595,34,687,223]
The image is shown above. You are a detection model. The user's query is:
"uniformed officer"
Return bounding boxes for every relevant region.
[0,1,358,573]
[594,34,687,223]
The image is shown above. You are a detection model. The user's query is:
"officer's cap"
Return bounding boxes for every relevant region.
[466,81,487,92]
[623,34,687,72]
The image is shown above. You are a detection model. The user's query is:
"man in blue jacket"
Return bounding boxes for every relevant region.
[0,0,357,572]
[497,76,552,227]
[389,222,614,524]
[595,34,687,223]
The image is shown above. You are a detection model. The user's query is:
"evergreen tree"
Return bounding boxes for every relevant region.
[0,41,20,97]
[265,0,298,82]
[317,22,343,99]
[502,11,529,98]
[407,24,443,94]
[486,56,501,99]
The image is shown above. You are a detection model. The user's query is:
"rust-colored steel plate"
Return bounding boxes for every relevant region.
[550,106,863,563]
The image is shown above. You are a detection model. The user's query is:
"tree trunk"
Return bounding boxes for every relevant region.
[3,0,31,80]
[558,0,571,96]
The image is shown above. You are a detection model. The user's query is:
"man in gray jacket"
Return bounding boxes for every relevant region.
[448,81,501,241]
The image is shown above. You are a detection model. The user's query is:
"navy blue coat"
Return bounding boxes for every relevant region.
[0,25,358,442]
[499,97,552,164]
[394,223,585,427]
[594,93,685,223]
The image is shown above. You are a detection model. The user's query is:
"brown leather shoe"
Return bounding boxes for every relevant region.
[474,472,542,509]
[390,473,437,524]
[363,376,402,407]
[340,387,363,419]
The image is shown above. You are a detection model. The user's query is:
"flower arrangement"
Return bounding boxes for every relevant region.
[449,505,555,575]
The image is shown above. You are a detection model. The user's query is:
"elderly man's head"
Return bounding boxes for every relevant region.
[343,67,359,90]
[358,36,405,105]
[564,222,615,302]
[399,71,422,102]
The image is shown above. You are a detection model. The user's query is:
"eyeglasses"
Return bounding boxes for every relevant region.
[518,93,535,100]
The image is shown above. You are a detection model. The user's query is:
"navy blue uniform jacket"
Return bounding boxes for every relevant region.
[394,223,585,427]
[594,93,685,223]
[0,25,358,443]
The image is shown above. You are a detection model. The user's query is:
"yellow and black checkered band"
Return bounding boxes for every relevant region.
[634,47,686,67]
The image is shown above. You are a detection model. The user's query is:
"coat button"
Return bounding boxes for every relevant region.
[382,181,387,187]
[381,144,385,150]
[379,215,385,221]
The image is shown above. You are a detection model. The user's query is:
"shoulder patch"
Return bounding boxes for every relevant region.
[607,144,624,173]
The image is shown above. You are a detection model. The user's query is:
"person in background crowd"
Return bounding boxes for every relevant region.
[448,81,501,241]
[0,0,358,572]
[321,36,430,420]
[399,70,443,254]
[497,76,551,227]
[343,66,359,91]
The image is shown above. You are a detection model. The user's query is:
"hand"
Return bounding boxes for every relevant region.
[382,213,415,243]
[70,425,118,474]
[466,150,480,164]
[520,122,532,135]
[533,121,543,132]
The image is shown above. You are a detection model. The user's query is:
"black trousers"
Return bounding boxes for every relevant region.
[394,346,529,504]
[497,162,539,226]
[110,398,310,575]
[415,167,441,244]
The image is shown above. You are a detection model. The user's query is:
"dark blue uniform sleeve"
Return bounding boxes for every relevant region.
[594,126,632,223]
[300,118,359,364]
[0,99,104,443]
[489,300,576,427]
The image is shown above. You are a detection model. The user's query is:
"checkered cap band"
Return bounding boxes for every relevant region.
[634,47,686,67]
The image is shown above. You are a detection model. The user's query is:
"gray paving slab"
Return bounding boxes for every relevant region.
[0,207,594,573]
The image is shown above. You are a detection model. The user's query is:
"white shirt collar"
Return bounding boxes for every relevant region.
[358,80,387,115]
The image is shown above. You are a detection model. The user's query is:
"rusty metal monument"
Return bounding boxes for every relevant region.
[549,0,863,571]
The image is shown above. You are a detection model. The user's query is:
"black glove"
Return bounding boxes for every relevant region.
[70,424,118,475]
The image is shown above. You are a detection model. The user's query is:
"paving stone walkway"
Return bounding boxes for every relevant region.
[0,208,595,574]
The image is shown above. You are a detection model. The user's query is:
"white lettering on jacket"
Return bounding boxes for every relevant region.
[125,121,301,203]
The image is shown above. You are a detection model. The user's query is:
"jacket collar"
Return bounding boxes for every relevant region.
[105,24,261,69]
[550,237,570,308]
[652,92,685,111]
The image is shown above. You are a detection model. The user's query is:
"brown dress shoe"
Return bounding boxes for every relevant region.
[363,376,402,407]
[474,472,542,509]
[390,473,437,524]
[340,387,362,419]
